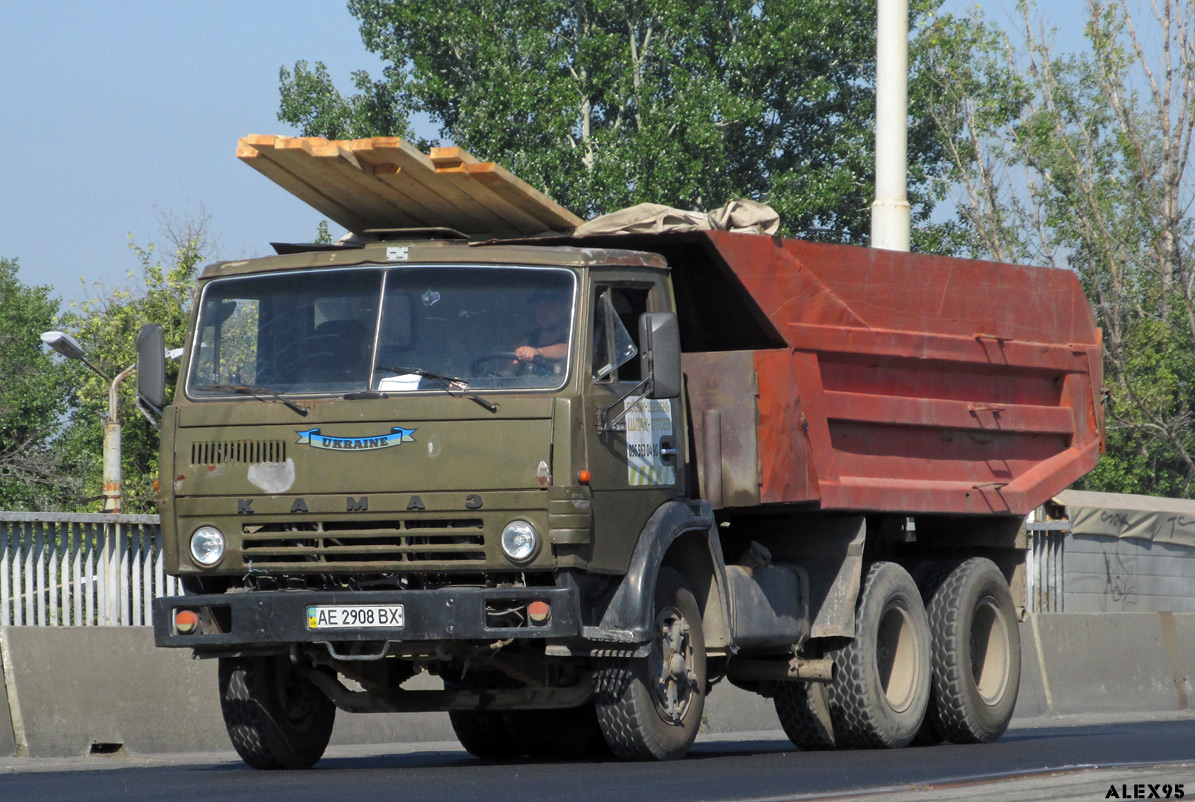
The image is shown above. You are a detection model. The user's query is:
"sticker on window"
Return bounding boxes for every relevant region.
[625,399,675,486]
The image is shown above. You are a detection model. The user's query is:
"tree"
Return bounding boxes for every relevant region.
[925,0,1195,495]
[0,258,77,509]
[280,0,963,249]
[54,211,211,513]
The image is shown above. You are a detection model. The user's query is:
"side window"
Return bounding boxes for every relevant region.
[591,286,650,383]
[193,297,260,386]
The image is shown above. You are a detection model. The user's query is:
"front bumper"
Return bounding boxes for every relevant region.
[153,585,582,652]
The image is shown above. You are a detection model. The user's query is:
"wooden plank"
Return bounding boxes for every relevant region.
[429,146,481,168]
[370,164,508,233]
[334,141,488,228]
[273,137,424,229]
[238,138,373,232]
[463,161,583,229]
[241,135,581,236]
[354,139,513,232]
[429,162,552,234]
[296,138,430,228]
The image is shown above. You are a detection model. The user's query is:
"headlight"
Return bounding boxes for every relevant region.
[500,520,539,563]
[190,526,226,567]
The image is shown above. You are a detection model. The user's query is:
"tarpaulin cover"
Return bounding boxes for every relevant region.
[1055,489,1195,547]
[574,199,780,237]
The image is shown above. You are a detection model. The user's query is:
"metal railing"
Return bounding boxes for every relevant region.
[0,512,177,626]
[1025,519,1066,613]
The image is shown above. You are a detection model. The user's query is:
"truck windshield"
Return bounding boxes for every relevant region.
[188,265,576,397]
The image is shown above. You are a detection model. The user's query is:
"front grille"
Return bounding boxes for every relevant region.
[241,518,486,569]
[191,439,288,465]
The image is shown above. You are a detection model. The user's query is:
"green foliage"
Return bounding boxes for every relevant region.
[314,220,333,244]
[279,0,964,247]
[927,1,1195,496]
[279,60,412,141]
[0,258,77,509]
[55,214,210,513]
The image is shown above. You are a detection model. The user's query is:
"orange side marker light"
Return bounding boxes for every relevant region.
[174,609,200,634]
[527,601,551,624]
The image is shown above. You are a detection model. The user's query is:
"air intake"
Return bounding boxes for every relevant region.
[191,440,288,465]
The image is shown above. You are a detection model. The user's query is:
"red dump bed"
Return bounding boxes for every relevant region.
[570,230,1105,516]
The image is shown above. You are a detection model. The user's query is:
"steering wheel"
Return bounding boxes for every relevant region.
[276,334,344,372]
[470,351,553,378]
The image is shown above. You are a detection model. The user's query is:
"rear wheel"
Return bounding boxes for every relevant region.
[593,567,706,761]
[774,680,841,750]
[828,562,932,749]
[218,656,335,770]
[925,557,1021,743]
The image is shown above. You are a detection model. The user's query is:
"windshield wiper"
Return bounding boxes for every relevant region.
[375,366,499,414]
[205,384,309,417]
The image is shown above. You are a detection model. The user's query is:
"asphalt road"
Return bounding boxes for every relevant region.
[3,714,1194,802]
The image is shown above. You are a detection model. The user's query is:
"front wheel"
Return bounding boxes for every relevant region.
[218,656,335,770]
[449,709,524,759]
[502,703,606,760]
[593,567,706,760]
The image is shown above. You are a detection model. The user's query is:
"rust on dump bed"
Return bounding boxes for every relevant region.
[561,230,1104,516]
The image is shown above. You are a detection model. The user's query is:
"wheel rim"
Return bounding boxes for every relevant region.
[650,605,697,724]
[875,602,919,713]
[971,598,1011,705]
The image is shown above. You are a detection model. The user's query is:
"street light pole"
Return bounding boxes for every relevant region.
[872,0,911,252]
[40,330,134,513]
[102,364,137,514]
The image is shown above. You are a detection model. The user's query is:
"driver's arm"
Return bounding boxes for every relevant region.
[515,342,566,361]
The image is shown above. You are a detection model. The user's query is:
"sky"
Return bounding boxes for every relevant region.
[0,1,388,307]
[1,1,1087,310]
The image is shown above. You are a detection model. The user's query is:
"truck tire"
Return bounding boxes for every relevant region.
[774,680,841,750]
[593,567,706,761]
[828,561,931,749]
[443,677,526,759]
[449,710,524,759]
[218,656,335,770]
[925,557,1021,744]
[502,703,604,760]
[909,559,957,746]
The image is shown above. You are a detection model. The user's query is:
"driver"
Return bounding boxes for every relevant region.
[513,289,570,365]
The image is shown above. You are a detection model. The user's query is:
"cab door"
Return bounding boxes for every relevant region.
[582,277,683,573]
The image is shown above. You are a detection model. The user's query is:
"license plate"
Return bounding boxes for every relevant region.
[307,605,405,629]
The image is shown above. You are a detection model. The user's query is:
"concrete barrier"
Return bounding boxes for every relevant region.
[0,641,15,757]
[2,614,1192,758]
[1028,613,1183,715]
[1012,620,1049,718]
[0,627,456,757]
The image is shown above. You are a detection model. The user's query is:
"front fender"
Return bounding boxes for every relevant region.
[584,499,731,650]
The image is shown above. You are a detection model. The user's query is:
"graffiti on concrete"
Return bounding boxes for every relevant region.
[1102,542,1139,611]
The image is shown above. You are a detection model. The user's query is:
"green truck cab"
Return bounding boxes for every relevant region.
[149,236,714,766]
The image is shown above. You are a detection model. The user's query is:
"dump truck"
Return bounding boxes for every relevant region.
[142,136,1104,769]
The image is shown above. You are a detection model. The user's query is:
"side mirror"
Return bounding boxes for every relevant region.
[136,324,166,411]
[640,312,681,399]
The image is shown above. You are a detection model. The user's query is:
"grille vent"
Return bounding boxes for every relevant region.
[241,519,487,568]
[191,440,288,465]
